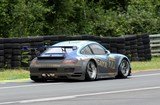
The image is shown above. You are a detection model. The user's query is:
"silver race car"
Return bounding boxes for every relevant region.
[30,41,131,82]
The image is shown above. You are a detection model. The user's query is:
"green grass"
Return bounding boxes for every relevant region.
[131,57,160,71]
[0,57,160,81]
[0,69,29,81]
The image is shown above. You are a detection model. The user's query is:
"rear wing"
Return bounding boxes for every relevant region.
[22,45,77,57]
[22,46,77,51]
[46,46,77,50]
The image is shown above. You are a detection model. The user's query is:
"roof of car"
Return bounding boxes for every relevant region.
[53,40,97,48]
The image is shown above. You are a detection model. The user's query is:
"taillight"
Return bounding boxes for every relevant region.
[63,59,78,64]
[30,59,37,66]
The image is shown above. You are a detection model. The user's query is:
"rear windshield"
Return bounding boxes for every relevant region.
[44,47,74,54]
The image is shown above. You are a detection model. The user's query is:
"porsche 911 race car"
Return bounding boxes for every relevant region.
[30,40,131,82]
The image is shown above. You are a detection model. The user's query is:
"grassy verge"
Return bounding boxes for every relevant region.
[0,57,160,81]
[131,57,160,71]
[0,69,29,81]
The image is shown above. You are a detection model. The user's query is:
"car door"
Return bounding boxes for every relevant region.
[89,44,112,75]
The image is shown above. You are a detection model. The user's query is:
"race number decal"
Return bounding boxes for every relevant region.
[98,60,108,68]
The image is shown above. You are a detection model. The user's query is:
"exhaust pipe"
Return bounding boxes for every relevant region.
[42,73,55,77]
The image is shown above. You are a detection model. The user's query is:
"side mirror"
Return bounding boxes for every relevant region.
[105,50,110,55]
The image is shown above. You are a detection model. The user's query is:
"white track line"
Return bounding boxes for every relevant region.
[0,72,160,90]
[0,83,62,90]
[132,73,160,78]
[0,86,160,105]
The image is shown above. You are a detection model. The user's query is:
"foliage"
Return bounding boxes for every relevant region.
[0,0,49,38]
[0,0,160,37]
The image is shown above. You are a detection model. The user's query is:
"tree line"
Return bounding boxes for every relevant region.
[0,0,160,38]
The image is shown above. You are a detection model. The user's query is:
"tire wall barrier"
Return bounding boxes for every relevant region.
[0,34,151,69]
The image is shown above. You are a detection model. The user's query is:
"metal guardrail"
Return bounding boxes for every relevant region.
[150,34,160,56]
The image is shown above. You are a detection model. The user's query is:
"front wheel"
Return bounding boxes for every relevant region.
[85,61,97,81]
[116,59,130,78]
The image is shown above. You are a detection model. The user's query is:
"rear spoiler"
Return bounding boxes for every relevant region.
[47,46,77,50]
[22,45,77,57]
[22,46,77,51]
[37,56,64,60]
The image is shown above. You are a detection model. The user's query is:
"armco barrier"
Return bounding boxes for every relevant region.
[0,35,151,68]
[149,34,160,56]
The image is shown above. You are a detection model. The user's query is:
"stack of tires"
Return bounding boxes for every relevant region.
[137,34,151,61]
[110,38,118,53]
[29,37,44,60]
[43,36,52,46]
[66,36,79,41]
[4,39,13,68]
[100,37,111,50]
[81,35,93,40]
[0,34,152,69]
[43,36,57,46]
[56,35,67,42]
[125,35,139,61]
[21,38,32,67]
[116,37,126,55]
[0,39,4,69]
[92,36,101,43]
[11,38,22,68]
[3,38,22,68]
[43,35,67,46]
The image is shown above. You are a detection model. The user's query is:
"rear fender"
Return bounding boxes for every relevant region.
[80,57,99,72]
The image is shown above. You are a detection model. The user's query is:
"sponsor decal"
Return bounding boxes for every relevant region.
[98,57,116,69]
[98,60,108,68]
[108,57,116,69]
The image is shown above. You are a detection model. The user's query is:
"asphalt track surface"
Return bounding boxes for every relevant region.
[0,70,160,105]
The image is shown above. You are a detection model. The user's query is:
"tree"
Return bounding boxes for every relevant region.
[0,0,160,37]
[0,0,49,38]
[0,0,11,37]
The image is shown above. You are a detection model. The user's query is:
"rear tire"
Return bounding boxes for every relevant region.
[116,59,130,78]
[85,61,97,81]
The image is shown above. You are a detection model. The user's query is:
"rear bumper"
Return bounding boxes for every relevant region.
[30,65,85,80]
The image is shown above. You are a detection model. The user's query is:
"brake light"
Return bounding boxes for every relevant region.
[63,59,78,64]
[30,59,38,66]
